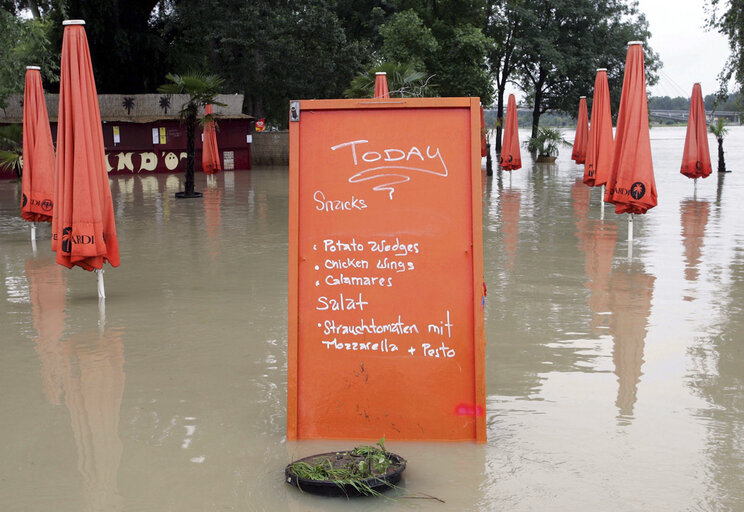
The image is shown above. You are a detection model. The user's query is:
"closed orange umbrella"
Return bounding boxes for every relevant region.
[374,72,390,99]
[680,83,712,181]
[571,96,589,164]
[584,69,614,191]
[605,42,657,220]
[499,94,521,171]
[53,20,119,294]
[202,104,221,175]
[21,66,56,243]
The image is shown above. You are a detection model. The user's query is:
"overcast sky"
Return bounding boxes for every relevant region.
[636,0,731,97]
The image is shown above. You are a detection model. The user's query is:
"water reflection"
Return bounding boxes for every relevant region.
[578,219,618,334]
[500,188,521,271]
[203,185,223,263]
[689,251,744,510]
[63,324,125,512]
[26,255,68,404]
[680,199,710,283]
[25,256,126,511]
[608,262,655,420]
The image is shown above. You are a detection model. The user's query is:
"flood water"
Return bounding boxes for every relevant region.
[1,126,743,511]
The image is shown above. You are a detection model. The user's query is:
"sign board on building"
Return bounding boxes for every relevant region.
[288,97,486,442]
[223,150,234,170]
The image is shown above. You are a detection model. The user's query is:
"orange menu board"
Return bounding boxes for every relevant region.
[288,97,485,442]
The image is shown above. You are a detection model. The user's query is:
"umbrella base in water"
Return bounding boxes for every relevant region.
[285,450,406,497]
[175,191,203,198]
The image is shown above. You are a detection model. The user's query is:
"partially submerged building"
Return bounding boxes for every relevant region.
[0,93,252,176]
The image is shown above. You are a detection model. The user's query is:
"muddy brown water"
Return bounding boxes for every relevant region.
[1,126,743,511]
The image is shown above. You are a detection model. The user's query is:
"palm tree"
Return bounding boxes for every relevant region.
[344,62,436,98]
[709,117,729,173]
[158,73,224,198]
[0,124,23,179]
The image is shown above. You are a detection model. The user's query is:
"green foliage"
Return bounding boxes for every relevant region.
[707,0,744,95]
[709,117,729,140]
[0,10,58,109]
[506,0,659,136]
[344,62,435,98]
[157,73,225,119]
[287,438,395,496]
[0,124,23,177]
[524,126,569,156]
[378,10,438,68]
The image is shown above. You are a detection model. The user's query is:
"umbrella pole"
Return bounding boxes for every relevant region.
[96,268,106,298]
[31,223,37,254]
[694,178,697,198]
[600,185,605,220]
[628,213,634,242]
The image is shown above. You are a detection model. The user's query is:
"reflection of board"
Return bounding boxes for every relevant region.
[288,98,485,442]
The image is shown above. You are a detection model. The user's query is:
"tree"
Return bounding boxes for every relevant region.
[709,117,729,173]
[0,9,58,109]
[394,0,493,102]
[485,0,528,153]
[707,0,744,95]
[157,73,224,198]
[344,61,435,98]
[166,0,370,127]
[512,0,659,138]
[46,0,169,93]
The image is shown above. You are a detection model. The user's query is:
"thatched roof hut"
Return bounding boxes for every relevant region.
[0,93,249,124]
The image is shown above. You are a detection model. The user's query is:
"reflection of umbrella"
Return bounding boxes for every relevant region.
[605,43,657,228]
[680,83,712,181]
[500,188,521,269]
[63,325,125,512]
[26,255,68,405]
[499,94,521,171]
[21,66,56,237]
[202,104,221,175]
[203,185,223,263]
[584,69,614,193]
[374,72,390,99]
[580,220,618,333]
[571,96,589,164]
[53,21,119,295]
[680,199,710,282]
[608,264,655,417]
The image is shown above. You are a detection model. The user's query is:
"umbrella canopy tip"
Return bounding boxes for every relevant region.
[627,40,643,46]
[26,65,41,70]
[580,96,586,99]
[375,72,387,76]
[597,68,608,72]
[62,19,86,25]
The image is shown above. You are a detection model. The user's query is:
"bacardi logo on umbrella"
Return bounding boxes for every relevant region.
[61,227,72,253]
[630,182,646,200]
[41,199,53,211]
[22,194,28,207]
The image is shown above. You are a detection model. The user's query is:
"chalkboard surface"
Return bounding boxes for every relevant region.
[288,98,485,442]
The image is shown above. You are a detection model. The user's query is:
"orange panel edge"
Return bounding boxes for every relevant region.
[471,98,487,443]
[287,100,300,440]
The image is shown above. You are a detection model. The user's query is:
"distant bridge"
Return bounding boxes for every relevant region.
[648,110,740,124]
[487,108,741,125]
